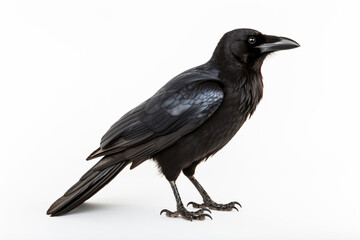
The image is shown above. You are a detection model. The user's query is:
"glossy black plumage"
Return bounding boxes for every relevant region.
[47,28,299,219]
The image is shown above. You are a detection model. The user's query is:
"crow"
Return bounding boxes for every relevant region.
[47,28,299,220]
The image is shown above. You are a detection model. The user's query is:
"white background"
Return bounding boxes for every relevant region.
[1,0,359,239]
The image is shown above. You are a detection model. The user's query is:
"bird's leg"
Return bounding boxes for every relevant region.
[187,176,241,211]
[160,181,212,221]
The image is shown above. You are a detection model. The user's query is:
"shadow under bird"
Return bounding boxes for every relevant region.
[47,28,299,220]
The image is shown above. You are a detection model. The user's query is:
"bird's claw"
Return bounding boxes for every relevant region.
[200,208,212,214]
[187,199,242,212]
[187,201,201,208]
[231,206,239,212]
[230,201,242,208]
[202,213,212,220]
[160,207,212,221]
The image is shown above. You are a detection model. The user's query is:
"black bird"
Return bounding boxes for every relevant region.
[47,28,299,220]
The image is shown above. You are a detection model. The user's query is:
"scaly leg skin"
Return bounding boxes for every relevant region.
[160,181,212,221]
[187,176,242,211]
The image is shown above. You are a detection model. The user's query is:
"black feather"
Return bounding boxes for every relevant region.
[47,28,299,218]
[47,161,129,216]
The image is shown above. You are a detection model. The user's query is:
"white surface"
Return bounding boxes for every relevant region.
[1,0,359,239]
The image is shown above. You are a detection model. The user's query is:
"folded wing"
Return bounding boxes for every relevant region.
[87,70,223,170]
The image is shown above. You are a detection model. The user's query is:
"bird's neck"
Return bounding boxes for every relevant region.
[221,66,264,117]
[240,72,264,116]
[206,57,264,116]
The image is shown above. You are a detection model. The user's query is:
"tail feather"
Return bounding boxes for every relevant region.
[47,160,130,216]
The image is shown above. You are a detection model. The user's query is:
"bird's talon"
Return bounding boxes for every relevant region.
[187,201,202,208]
[232,201,242,208]
[160,209,168,215]
[189,200,242,211]
[201,208,211,214]
[160,206,212,221]
[231,206,239,211]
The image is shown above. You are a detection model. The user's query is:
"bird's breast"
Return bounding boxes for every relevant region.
[154,73,264,173]
[177,74,264,161]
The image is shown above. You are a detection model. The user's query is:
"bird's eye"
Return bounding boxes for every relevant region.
[248,36,256,44]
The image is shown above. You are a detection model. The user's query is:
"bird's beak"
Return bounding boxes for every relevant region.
[257,35,300,53]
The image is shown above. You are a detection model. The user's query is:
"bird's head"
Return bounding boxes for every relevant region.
[211,28,300,71]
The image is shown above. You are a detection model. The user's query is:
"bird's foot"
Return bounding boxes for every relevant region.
[160,205,212,221]
[187,199,241,211]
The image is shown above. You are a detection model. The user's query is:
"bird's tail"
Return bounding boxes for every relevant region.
[47,160,130,216]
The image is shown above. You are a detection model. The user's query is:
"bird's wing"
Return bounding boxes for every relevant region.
[87,70,223,169]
